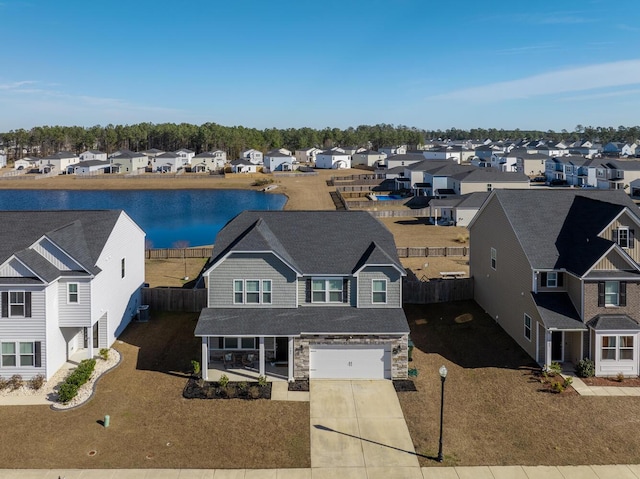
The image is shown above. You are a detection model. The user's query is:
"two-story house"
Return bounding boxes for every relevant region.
[195,211,410,381]
[0,210,145,380]
[191,151,227,172]
[470,189,640,377]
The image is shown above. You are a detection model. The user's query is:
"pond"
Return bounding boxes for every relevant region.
[0,189,287,247]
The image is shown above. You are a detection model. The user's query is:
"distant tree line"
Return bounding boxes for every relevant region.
[1,122,639,160]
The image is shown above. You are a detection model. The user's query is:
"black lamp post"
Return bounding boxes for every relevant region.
[437,364,448,463]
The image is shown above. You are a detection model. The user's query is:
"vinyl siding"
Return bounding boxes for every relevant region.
[357,267,402,308]
[58,280,91,327]
[593,249,635,271]
[208,253,297,308]
[0,258,38,278]
[33,238,84,271]
[601,214,640,263]
[98,312,108,348]
[0,286,47,379]
[470,194,541,361]
[565,273,583,318]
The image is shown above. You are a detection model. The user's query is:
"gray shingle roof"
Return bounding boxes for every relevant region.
[210,211,404,275]
[0,211,122,276]
[532,292,586,330]
[588,314,640,330]
[195,306,410,336]
[491,189,640,274]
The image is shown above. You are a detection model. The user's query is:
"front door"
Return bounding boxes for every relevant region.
[275,337,288,363]
[551,331,563,362]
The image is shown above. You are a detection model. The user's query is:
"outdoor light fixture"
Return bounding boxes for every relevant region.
[437,365,448,463]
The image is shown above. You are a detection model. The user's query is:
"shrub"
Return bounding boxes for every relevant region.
[547,361,562,376]
[616,372,625,382]
[8,374,23,391]
[99,348,109,361]
[57,358,96,403]
[28,374,45,391]
[191,360,201,376]
[0,377,7,390]
[257,375,268,388]
[249,386,261,399]
[563,377,573,389]
[218,374,229,388]
[551,381,565,393]
[455,234,469,243]
[575,358,595,378]
[238,381,248,392]
[252,178,273,187]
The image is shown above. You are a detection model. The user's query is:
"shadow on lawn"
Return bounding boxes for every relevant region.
[119,311,201,377]
[404,300,539,372]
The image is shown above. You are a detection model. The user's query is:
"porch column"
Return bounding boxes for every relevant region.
[201,338,208,381]
[288,337,294,382]
[259,337,265,377]
[87,324,94,359]
[545,329,552,370]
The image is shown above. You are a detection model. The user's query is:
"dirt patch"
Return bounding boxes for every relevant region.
[393,380,417,392]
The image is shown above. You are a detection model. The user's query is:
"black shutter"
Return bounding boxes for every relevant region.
[598,282,605,307]
[613,229,619,244]
[34,341,41,367]
[305,278,311,303]
[25,292,32,318]
[540,272,547,287]
[342,279,349,303]
[620,282,627,307]
[1,292,7,318]
[630,229,635,249]
[558,273,564,287]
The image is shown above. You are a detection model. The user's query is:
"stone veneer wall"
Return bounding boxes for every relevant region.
[293,334,408,379]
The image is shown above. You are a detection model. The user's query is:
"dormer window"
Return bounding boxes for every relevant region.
[614,227,634,249]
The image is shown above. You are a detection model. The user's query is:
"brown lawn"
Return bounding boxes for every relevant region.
[0,312,310,469]
[401,301,640,467]
[145,257,208,288]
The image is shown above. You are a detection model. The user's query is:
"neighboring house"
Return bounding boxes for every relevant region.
[265,148,291,158]
[79,150,107,162]
[39,152,79,174]
[569,141,602,157]
[593,159,640,190]
[152,152,184,173]
[71,160,111,175]
[14,157,39,171]
[385,153,427,170]
[470,189,640,377]
[602,142,634,157]
[230,159,258,173]
[379,145,407,156]
[424,146,474,164]
[0,210,145,380]
[351,150,387,168]
[0,153,6,168]
[294,147,322,165]
[504,149,548,176]
[474,144,506,160]
[141,148,165,159]
[545,156,591,186]
[338,146,364,156]
[191,151,227,172]
[109,150,147,174]
[176,148,195,165]
[428,191,490,227]
[265,151,295,172]
[242,149,264,165]
[195,211,410,381]
[315,150,351,169]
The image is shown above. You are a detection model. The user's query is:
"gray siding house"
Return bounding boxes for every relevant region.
[470,190,640,377]
[196,211,410,381]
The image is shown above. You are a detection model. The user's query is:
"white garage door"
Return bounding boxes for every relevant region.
[309,344,391,379]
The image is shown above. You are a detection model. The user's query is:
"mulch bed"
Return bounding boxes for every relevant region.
[582,376,640,387]
[183,377,272,399]
[393,379,417,392]
[288,380,309,391]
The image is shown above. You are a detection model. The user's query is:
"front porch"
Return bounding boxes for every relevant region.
[205,360,289,382]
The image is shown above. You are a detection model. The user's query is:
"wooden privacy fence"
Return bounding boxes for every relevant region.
[146,247,213,259]
[396,246,467,257]
[403,277,474,304]
[142,287,207,312]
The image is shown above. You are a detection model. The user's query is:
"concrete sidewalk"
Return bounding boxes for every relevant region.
[4,465,640,478]
[561,371,640,396]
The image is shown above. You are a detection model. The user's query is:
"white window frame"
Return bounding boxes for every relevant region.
[311,278,343,303]
[372,279,387,304]
[599,335,634,361]
[67,283,79,304]
[546,272,557,288]
[19,342,34,366]
[617,227,630,248]
[1,342,16,367]
[121,257,126,278]
[524,314,531,341]
[245,279,260,304]
[605,281,619,307]
[9,291,25,317]
[233,279,272,304]
[490,248,496,270]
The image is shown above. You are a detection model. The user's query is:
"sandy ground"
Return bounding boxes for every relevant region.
[2,168,467,282]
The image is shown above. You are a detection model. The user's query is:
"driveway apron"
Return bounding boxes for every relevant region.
[310,380,420,470]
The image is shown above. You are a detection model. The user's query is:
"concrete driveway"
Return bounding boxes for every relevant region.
[310,380,421,477]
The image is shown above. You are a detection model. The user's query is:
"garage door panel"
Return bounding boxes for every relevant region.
[309,344,391,379]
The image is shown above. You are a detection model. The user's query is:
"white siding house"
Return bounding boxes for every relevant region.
[79,150,107,162]
[315,150,351,169]
[39,152,79,174]
[0,210,145,380]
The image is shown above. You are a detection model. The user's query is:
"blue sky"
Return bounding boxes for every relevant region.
[1,0,640,133]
